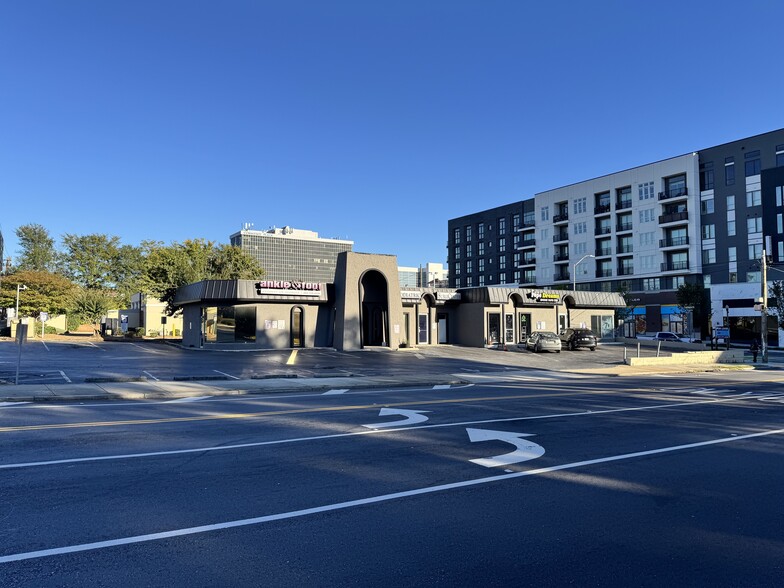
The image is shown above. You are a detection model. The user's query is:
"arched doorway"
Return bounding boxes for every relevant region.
[290,306,304,348]
[360,270,389,347]
[563,295,576,331]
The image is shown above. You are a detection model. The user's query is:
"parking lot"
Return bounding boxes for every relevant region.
[0,338,674,386]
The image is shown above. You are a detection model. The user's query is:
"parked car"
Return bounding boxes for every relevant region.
[638,331,698,343]
[526,331,562,353]
[560,328,597,351]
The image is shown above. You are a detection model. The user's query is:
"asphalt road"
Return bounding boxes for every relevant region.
[1,371,783,586]
[0,339,721,385]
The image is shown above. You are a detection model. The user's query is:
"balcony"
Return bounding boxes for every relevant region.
[520,238,536,248]
[659,236,690,248]
[553,271,570,282]
[594,226,612,236]
[661,261,689,272]
[617,266,634,276]
[659,211,689,225]
[521,257,536,266]
[616,222,633,232]
[553,232,569,242]
[594,203,611,215]
[553,213,569,224]
[595,246,612,257]
[554,253,570,262]
[616,199,632,210]
[595,269,613,278]
[617,244,633,255]
[658,187,689,201]
[520,220,536,230]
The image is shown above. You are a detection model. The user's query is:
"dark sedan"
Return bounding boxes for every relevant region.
[560,328,597,351]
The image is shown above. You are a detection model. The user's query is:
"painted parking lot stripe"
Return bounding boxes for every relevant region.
[129,343,162,354]
[58,371,71,383]
[213,370,240,380]
[142,371,159,382]
[322,389,349,395]
[2,426,782,564]
[0,402,31,408]
[0,395,751,470]
[165,396,213,403]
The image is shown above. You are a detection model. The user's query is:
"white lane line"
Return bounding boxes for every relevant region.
[213,370,240,380]
[433,385,451,390]
[0,395,747,471]
[87,342,107,351]
[59,371,71,383]
[414,353,425,359]
[322,389,349,395]
[142,371,159,382]
[41,341,50,351]
[0,402,32,408]
[166,396,213,403]
[2,426,782,564]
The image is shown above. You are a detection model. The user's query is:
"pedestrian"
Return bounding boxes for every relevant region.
[750,339,760,362]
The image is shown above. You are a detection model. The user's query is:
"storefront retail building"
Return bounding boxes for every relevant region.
[447,128,784,343]
[229,225,353,283]
[174,252,624,350]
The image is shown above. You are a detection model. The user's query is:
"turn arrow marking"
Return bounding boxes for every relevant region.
[467,427,545,468]
[362,408,431,429]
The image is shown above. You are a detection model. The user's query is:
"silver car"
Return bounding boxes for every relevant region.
[526,331,562,353]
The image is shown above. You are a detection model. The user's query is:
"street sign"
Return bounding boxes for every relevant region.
[715,327,729,338]
[15,323,28,345]
[39,312,49,322]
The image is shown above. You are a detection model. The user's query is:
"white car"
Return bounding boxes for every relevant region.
[526,331,562,353]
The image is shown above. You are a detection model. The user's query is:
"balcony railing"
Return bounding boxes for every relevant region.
[553,232,569,242]
[521,220,536,229]
[520,238,536,248]
[661,261,689,272]
[658,187,689,201]
[659,211,689,224]
[617,244,633,254]
[594,226,612,235]
[659,236,689,248]
[595,269,613,278]
[553,213,569,223]
[617,267,634,276]
[595,247,612,257]
[554,253,570,262]
[616,199,632,210]
[616,222,633,232]
[594,203,611,214]
[553,272,570,282]
[521,257,536,265]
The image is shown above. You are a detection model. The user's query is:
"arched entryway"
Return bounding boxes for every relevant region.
[563,295,576,331]
[290,306,304,348]
[360,270,389,347]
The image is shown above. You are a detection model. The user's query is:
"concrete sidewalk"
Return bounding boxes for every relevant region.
[0,362,764,403]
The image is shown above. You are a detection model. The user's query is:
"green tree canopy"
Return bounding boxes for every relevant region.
[0,270,76,318]
[14,224,58,272]
[70,287,116,332]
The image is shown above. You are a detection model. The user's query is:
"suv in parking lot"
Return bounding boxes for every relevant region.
[560,328,597,351]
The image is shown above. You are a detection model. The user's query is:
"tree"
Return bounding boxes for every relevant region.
[140,240,264,313]
[0,270,76,319]
[769,281,784,330]
[70,287,115,333]
[676,282,708,336]
[14,224,58,272]
[61,233,122,289]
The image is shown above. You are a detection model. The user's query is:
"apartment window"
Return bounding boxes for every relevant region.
[704,275,711,288]
[498,217,506,234]
[727,221,736,236]
[466,276,473,287]
[672,276,685,288]
[478,259,485,272]
[638,182,654,200]
[513,252,520,265]
[777,145,784,167]
[699,162,714,191]
[523,211,535,226]
[466,244,473,257]
[702,248,716,264]
[573,221,587,235]
[479,275,485,286]
[573,197,587,214]
[727,195,735,210]
[477,223,484,240]
[466,260,473,273]
[747,271,761,283]
[746,190,761,206]
[700,198,714,214]
[744,150,761,176]
[779,241,784,262]
[574,242,587,256]
[729,272,737,283]
[725,157,735,186]
[478,242,485,256]
[515,270,522,283]
[454,228,461,244]
[454,262,461,275]
[639,231,655,246]
[454,247,461,260]
[749,243,762,259]
[465,226,472,242]
[500,272,507,285]
[701,224,715,239]
[776,186,784,206]
[779,214,783,234]
[498,238,506,252]
[455,278,461,288]
[540,228,549,240]
[619,258,633,275]
[513,234,521,248]
[728,247,737,262]
[639,208,655,223]
[541,206,549,221]
[641,278,656,291]
[499,257,506,270]
[540,247,550,260]
[747,217,762,234]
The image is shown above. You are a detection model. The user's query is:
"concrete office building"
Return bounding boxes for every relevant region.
[175,251,623,350]
[230,225,353,283]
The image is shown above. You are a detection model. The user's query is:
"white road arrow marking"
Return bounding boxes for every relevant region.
[362,408,431,429]
[467,428,545,468]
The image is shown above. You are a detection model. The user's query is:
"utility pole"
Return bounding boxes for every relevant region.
[762,246,769,363]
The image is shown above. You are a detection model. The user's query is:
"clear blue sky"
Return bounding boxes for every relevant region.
[2,1,784,269]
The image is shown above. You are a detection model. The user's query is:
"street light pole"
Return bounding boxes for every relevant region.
[16,284,27,319]
[573,254,595,291]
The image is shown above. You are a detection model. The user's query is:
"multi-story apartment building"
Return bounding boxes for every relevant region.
[230,225,353,283]
[447,128,784,341]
